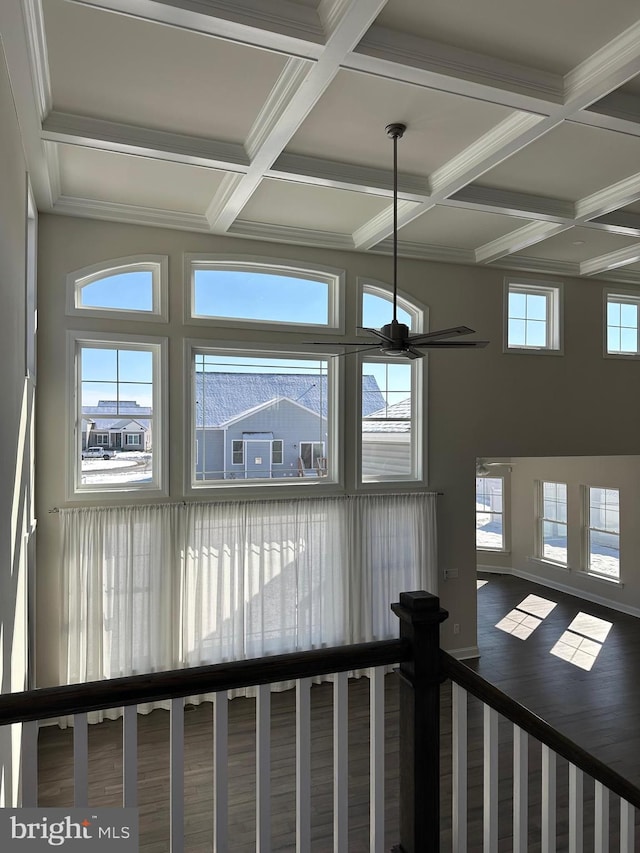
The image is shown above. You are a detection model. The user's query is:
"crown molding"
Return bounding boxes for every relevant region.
[589,211,640,237]
[42,111,250,171]
[205,173,245,230]
[448,185,575,222]
[564,20,640,106]
[594,267,640,286]
[489,255,579,278]
[21,0,51,119]
[52,196,211,232]
[350,25,563,111]
[372,238,475,265]
[575,91,640,137]
[42,140,61,206]
[475,221,571,264]
[575,172,640,222]
[67,0,325,57]
[245,57,312,161]
[352,199,429,250]
[318,0,353,37]
[269,152,429,200]
[580,243,640,277]
[429,112,548,198]
[229,219,355,251]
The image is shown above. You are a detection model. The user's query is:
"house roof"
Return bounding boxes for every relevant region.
[195,373,385,428]
[83,401,152,417]
[362,398,412,433]
[83,417,150,431]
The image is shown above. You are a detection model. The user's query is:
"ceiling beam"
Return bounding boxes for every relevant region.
[580,243,640,276]
[475,221,571,264]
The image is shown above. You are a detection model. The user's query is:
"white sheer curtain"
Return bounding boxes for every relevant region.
[59,493,437,715]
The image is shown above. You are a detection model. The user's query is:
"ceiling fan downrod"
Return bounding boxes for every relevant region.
[385,122,406,326]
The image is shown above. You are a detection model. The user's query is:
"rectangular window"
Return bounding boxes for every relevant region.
[191,348,332,486]
[476,477,504,550]
[361,360,418,482]
[585,487,620,580]
[505,280,562,352]
[232,440,244,465]
[72,334,165,496]
[538,481,568,565]
[606,291,640,356]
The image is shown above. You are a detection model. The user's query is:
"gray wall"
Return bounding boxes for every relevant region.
[0,38,32,805]
[35,213,640,685]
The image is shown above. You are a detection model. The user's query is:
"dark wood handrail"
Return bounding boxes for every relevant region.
[0,638,410,726]
[442,651,640,810]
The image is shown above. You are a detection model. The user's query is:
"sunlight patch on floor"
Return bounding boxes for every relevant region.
[517,594,557,619]
[550,611,612,671]
[496,609,541,640]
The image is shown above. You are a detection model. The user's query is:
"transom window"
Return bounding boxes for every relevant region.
[359,279,422,333]
[187,256,343,330]
[584,487,620,580]
[606,291,640,356]
[67,256,168,321]
[476,477,504,550]
[505,280,562,352]
[538,481,568,565]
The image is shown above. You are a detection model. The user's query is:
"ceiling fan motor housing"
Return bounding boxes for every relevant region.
[380,319,411,353]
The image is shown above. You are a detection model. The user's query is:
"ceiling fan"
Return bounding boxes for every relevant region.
[476,458,513,476]
[307,122,489,359]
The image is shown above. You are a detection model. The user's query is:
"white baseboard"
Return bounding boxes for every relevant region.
[478,564,640,620]
[445,645,480,660]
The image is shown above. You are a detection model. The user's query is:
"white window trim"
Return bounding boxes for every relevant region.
[25,179,37,382]
[272,439,284,465]
[184,339,343,495]
[232,440,244,465]
[66,255,168,322]
[67,331,168,500]
[356,277,426,336]
[184,254,345,333]
[535,480,568,567]
[581,485,621,582]
[356,352,425,487]
[475,473,509,552]
[603,288,640,360]
[503,278,564,354]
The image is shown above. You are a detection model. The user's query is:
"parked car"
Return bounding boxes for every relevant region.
[82,446,115,460]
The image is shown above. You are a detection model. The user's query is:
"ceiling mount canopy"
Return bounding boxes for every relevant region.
[308,123,489,358]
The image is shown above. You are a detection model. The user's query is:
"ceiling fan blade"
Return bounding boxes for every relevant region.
[407,325,476,344]
[331,345,383,357]
[357,326,393,343]
[422,339,489,348]
[305,341,378,346]
[405,347,423,359]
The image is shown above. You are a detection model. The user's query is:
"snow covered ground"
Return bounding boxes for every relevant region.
[81,451,153,485]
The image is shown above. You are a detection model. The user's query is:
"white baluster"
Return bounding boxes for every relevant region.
[594,781,608,853]
[333,671,348,852]
[256,684,271,853]
[73,712,88,807]
[483,704,498,853]
[296,678,311,853]
[21,720,38,807]
[513,725,527,853]
[541,745,556,853]
[568,764,583,853]
[214,692,228,853]
[123,705,137,808]
[170,697,184,853]
[370,667,385,853]
[452,683,467,853]
[620,799,634,853]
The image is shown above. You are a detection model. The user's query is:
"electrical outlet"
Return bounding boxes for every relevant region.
[453,623,460,635]
[443,568,459,580]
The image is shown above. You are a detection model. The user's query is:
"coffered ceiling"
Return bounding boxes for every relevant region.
[5,0,640,283]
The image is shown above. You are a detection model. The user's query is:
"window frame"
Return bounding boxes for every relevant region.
[271,439,284,465]
[185,254,345,333]
[536,480,568,566]
[604,289,640,359]
[67,331,168,500]
[66,255,168,322]
[357,277,426,337]
[185,340,342,494]
[476,474,507,552]
[231,440,244,465]
[504,279,563,354]
[582,485,621,582]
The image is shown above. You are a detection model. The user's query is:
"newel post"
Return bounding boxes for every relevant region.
[391,590,448,853]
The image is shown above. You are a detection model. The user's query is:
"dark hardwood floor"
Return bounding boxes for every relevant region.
[37,572,640,850]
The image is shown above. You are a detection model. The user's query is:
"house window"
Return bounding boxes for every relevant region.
[538,481,568,565]
[360,281,420,332]
[71,333,166,496]
[95,433,109,446]
[272,439,283,465]
[187,256,343,331]
[190,347,332,487]
[505,280,562,352]
[67,255,168,321]
[476,477,504,550]
[605,291,640,356]
[232,440,244,465]
[584,487,620,580]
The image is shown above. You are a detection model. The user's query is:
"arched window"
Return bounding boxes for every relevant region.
[67,255,168,321]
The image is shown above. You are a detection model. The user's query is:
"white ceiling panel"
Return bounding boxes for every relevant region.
[58,145,226,212]
[375,0,640,75]
[286,70,513,174]
[399,206,530,249]
[44,0,287,142]
[476,123,640,202]
[239,179,390,234]
[513,227,640,263]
